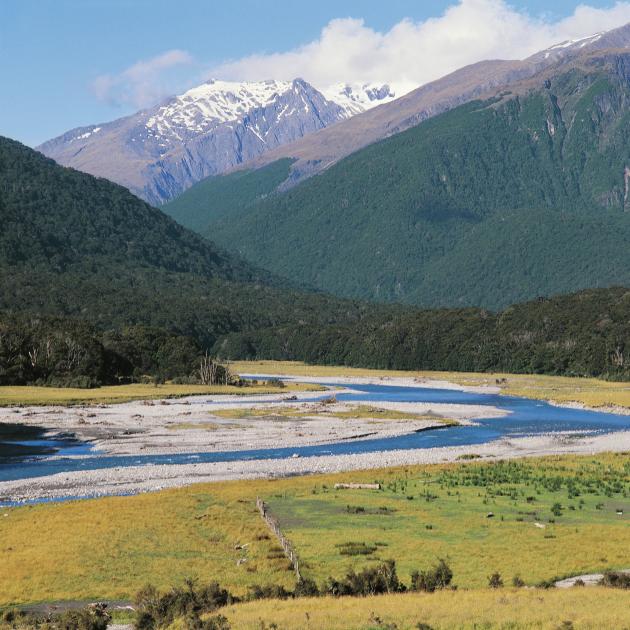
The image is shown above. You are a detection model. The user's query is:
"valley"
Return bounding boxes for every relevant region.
[3,7,630,629]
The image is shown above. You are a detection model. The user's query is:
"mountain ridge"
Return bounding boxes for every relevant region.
[169,48,630,310]
[235,22,630,190]
[37,78,398,205]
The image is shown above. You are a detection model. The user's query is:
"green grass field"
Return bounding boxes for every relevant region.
[0,380,321,407]
[0,454,627,609]
[264,455,629,589]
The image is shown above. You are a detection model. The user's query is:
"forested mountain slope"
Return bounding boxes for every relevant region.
[0,136,266,282]
[190,51,630,309]
[0,137,384,349]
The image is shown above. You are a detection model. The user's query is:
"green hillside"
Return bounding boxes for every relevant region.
[164,158,294,232]
[0,137,383,350]
[182,53,630,309]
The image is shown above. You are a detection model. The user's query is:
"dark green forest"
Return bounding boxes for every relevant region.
[0,314,204,386]
[173,53,630,309]
[4,87,630,386]
[164,158,294,233]
[216,287,630,379]
[0,136,389,384]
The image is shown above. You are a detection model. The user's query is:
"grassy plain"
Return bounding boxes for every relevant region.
[264,455,629,589]
[220,588,630,629]
[0,380,321,407]
[232,360,630,410]
[0,454,627,607]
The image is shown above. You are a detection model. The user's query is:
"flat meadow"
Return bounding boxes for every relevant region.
[0,453,627,609]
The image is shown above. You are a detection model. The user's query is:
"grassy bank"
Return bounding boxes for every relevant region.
[0,380,321,407]
[220,588,630,629]
[0,453,627,607]
[232,360,630,410]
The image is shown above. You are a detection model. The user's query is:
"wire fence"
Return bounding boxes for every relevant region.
[256,496,302,581]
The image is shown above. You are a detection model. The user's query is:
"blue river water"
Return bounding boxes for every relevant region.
[1,382,629,486]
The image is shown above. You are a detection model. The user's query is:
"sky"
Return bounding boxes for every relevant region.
[3,0,630,146]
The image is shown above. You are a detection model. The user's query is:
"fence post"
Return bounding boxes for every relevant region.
[256,496,302,581]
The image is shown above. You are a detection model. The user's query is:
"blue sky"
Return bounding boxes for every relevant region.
[2,0,629,146]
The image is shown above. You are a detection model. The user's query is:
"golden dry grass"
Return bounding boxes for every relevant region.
[212,404,454,424]
[232,360,630,410]
[0,380,321,407]
[0,485,296,606]
[219,588,630,629]
[0,454,627,607]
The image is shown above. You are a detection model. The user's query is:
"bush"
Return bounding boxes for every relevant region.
[265,378,285,388]
[599,571,630,589]
[337,541,377,556]
[50,608,110,630]
[0,607,111,630]
[326,560,403,596]
[134,579,233,629]
[293,577,320,597]
[247,584,292,600]
[488,572,503,588]
[512,575,525,587]
[410,559,453,593]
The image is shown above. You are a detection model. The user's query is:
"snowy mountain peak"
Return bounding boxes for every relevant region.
[145,79,295,136]
[322,82,399,116]
[528,31,610,62]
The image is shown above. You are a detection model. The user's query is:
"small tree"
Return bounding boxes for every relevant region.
[410,559,453,592]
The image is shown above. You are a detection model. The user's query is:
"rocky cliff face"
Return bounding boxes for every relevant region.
[37,79,395,205]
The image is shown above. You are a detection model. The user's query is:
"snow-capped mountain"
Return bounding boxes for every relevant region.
[529,32,606,62]
[321,82,399,116]
[38,78,398,205]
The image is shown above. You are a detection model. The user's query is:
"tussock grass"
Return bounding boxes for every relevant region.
[221,588,630,629]
[0,381,321,407]
[0,454,627,607]
[232,360,630,410]
[212,403,454,424]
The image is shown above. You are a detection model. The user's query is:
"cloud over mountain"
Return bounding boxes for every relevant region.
[209,0,630,93]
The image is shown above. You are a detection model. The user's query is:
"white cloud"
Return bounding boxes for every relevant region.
[209,0,630,95]
[91,49,193,108]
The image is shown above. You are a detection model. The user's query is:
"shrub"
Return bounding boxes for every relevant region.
[599,571,630,589]
[410,559,453,593]
[488,572,503,588]
[326,560,403,596]
[293,577,320,597]
[51,608,110,630]
[134,579,233,629]
[265,378,285,388]
[247,583,292,600]
[512,575,525,587]
[337,542,377,556]
[0,607,112,630]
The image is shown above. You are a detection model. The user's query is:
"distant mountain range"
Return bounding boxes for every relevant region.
[165,44,630,310]
[241,24,630,189]
[37,79,399,205]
